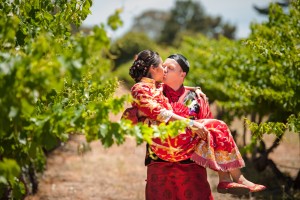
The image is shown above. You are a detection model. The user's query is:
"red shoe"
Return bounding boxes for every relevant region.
[217,182,250,195]
[247,184,266,192]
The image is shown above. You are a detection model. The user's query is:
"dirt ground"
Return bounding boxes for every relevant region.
[25,85,300,200]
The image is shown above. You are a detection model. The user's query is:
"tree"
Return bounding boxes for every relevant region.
[253,0,290,15]
[0,0,128,198]
[177,1,299,197]
[131,10,169,41]
[158,0,236,45]
[128,0,236,46]
[110,32,158,69]
[0,2,182,197]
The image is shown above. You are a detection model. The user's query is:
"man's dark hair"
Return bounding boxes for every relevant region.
[168,54,190,74]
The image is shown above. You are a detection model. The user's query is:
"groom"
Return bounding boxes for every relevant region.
[122,54,214,199]
[144,54,214,200]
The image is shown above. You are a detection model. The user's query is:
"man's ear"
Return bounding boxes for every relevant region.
[181,72,187,78]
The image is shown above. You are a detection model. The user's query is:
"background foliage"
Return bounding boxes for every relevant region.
[114,1,300,198]
[1,0,299,199]
[180,2,300,137]
[175,2,299,197]
[109,32,158,69]
[110,0,236,71]
[0,2,182,197]
[0,0,130,198]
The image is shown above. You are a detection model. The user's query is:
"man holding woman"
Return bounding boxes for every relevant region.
[143,53,214,199]
[123,50,265,200]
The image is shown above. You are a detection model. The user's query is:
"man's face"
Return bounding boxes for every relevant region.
[163,58,186,87]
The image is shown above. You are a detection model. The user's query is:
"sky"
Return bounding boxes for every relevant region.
[83,0,274,39]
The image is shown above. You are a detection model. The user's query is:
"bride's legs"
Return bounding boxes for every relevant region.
[218,171,232,183]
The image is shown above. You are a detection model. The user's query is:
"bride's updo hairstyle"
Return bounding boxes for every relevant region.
[129,50,161,83]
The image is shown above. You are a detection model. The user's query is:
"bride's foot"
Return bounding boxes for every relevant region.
[237,179,266,193]
[237,178,255,187]
[217,181,250,195]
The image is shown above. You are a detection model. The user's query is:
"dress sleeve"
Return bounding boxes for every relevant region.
[131,83,173,123]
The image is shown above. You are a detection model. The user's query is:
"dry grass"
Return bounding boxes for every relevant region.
[26,135,243,200]
[25,135,147,200]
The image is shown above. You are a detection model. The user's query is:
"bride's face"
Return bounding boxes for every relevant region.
[149,58,166,82]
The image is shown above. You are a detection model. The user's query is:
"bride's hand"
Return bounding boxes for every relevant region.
[191,121,208,139]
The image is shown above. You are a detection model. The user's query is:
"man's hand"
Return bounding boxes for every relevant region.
[195,88,208,101]
[185,86,207,101]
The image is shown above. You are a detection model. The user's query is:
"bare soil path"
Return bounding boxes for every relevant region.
[25,85,299,200]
